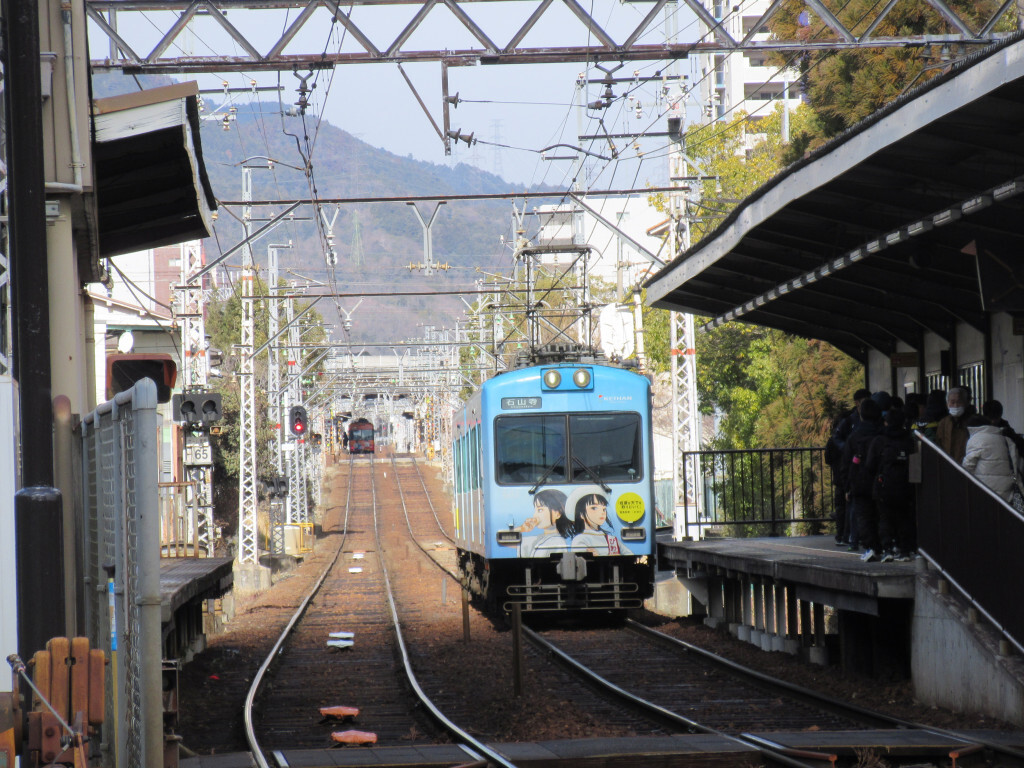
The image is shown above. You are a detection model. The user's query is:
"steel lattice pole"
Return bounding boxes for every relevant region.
[237,167,259,564]
[267,244,287,554]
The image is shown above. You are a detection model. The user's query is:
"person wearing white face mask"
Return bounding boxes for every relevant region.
[937,386,974,463]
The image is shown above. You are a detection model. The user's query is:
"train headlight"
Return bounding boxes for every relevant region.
[543,370,562,389]
[572,368,591,388]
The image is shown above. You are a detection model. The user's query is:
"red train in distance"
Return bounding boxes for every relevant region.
[347,418,375,454]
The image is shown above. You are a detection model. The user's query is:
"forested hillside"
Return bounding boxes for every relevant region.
[95,74,549,341]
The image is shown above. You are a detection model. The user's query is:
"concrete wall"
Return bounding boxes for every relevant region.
[912,572,1024,724]
[867,348,891,394]
[991,313,1024,432]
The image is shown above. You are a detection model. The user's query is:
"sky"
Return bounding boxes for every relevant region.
[89,0,706,188]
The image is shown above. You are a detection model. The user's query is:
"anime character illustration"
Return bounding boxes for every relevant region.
[518,488,572,557]
[571,492,631,555]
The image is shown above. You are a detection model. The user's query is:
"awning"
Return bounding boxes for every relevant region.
[644,35,1024,362]
[92,82,217,258]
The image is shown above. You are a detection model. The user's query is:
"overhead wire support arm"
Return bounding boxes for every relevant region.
[189,201,303,285]
[397,62,447,146]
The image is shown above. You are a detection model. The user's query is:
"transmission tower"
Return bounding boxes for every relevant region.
[490,119,504,179]
[349,210,365,269]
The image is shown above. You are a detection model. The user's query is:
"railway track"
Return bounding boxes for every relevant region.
[247,457,441,752]
[245,456,518,767]
[224,457,1023,768]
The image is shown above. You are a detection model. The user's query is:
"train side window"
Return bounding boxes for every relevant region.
[455,436,464,494]
[471,426,481,490]
[494,415,567,485]
[568,413,642,482]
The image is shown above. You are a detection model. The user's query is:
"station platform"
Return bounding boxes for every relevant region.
[180,728,1024,767]
[160,556,234,661]
[657,535,919,674]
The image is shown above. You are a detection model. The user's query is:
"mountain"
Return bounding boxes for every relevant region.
[93,74,554,342]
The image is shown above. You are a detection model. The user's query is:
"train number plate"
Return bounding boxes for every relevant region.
[501,397,542,410]
[184,440,213,465]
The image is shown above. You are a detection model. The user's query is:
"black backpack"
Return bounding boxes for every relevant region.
[872,436,913,504]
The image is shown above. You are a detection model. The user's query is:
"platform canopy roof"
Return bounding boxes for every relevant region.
[644,35,1024,363]
[92,82,217,258]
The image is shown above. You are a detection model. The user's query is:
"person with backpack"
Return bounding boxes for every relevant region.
[827,388,872,546]
[841,397,883,560]
[865,408,916,563]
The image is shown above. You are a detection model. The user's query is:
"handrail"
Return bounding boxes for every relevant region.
[914,431,1024,653]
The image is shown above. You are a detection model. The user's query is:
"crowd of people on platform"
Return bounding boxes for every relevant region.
[826,384,1024,563]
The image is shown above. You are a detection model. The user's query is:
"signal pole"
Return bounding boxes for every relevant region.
[286,289,303,525]
[178,240,215,556]
[267,242,290,555]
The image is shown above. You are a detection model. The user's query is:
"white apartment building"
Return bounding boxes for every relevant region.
[697,0,803,127]
[531,197,665,294]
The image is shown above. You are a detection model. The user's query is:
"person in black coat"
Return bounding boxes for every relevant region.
[826,388,872,545]
[841,397,883,559]
[865,408,916,562]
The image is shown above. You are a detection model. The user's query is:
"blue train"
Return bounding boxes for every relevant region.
[452,353,656,612]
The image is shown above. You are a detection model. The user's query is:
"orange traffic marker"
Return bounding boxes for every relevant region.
[319,706,359,719]
[331,730,377,745]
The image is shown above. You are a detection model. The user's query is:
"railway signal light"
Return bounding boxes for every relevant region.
[266,476,289,497]
[172,392,223,425]
[289,405,308,437]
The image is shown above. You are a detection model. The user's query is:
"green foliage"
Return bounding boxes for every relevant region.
[674,107,865,451]
[684,103,821,241]
[764,0,1016,145]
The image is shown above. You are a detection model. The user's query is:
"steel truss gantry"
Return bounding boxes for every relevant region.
[87,0,1011,76]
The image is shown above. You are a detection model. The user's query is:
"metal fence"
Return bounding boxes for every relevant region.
[159,480,201,557]
[917,433,1024,653]
[679,447,835,539]
[79,379,163,768]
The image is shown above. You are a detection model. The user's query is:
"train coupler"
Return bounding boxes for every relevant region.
[556,553,588,581]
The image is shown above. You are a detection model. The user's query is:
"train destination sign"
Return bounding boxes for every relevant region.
[501,397,542,410]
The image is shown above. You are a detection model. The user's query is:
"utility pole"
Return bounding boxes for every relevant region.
[6,0,67,664]
[178,240,215,556]
[237,166,259,569]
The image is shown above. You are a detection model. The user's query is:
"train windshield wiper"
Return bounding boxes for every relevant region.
[528,454,565,495]
[572,456,612,493]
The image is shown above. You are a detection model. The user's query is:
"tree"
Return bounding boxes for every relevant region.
[666,106,866,451]
[765,0,1015,146]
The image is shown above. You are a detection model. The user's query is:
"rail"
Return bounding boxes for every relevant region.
[916,433,1024,654]
[679,447,834,539]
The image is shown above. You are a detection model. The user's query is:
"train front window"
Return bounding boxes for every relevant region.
[495,415,566,484]
[569,413,642,482]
